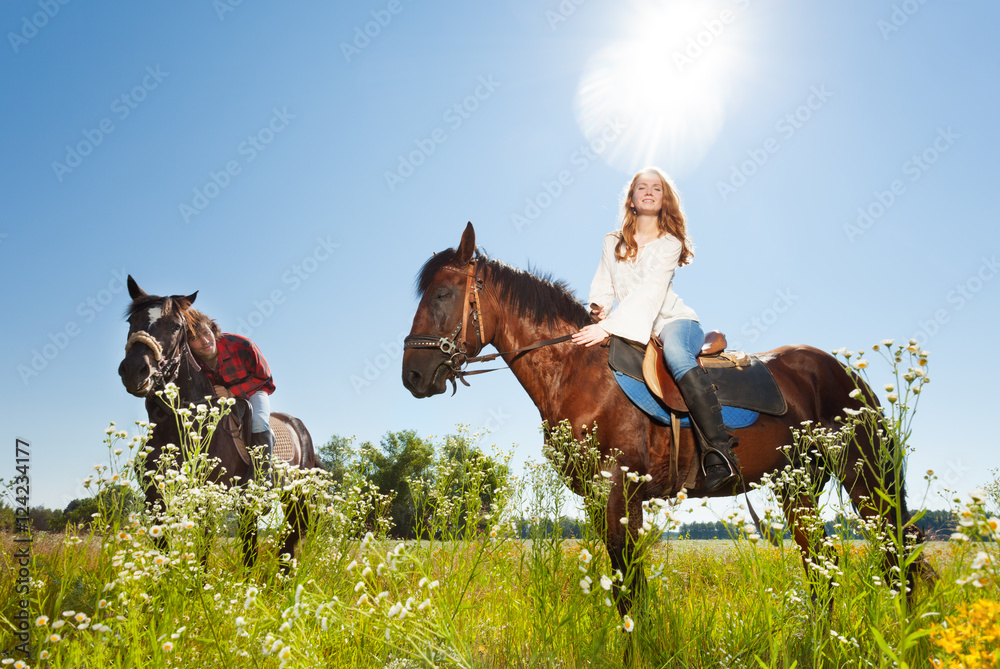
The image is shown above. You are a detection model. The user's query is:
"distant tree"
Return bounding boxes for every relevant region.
[60,485,140,530]
[913,509,957,540]
[316,434,356,485]
[356,430,435,539]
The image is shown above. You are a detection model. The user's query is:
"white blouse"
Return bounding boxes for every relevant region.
[588,232,698,343]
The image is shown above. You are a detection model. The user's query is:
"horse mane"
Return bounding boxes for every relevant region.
[416,248,592,329]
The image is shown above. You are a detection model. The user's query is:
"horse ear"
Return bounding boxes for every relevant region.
[127,275,148,300]
[173,291,198,309]
[456,222,476,266]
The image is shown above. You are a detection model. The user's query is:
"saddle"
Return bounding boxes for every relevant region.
[213,387,303,469]
[608,332,787,416]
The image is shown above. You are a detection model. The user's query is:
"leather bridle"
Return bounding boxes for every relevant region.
[403,255,488,389]
[404,253,573,392]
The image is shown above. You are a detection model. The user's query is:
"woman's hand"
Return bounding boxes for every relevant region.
[572,323,610,347]
[589,303,607,322]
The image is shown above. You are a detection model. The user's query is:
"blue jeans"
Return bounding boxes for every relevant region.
[658,319,704,381]
[248,391,271,434]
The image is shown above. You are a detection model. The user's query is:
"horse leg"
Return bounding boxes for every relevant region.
[237,503,258,570]
[277,492,307,574]
[841,474,938,601]
[605,479,647,616]
[780,492,837,609]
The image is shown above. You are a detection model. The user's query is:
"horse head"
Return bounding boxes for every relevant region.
[118,275,198,397]
[402,222,490,398]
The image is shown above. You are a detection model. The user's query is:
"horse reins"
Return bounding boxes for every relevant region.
[403,254,574,390]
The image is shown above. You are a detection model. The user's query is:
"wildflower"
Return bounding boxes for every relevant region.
[162,641,174,652]
[676,489,687,502]
[579,579,591,594]
[620,466,629,472]
[346,559,358,572]
[600,575,612,590]
[848,389,862,399]
[852,359,868,370]
[47,634,61,643]
[418,576,429,588]
[627,471,640,482]
[600,470,612,479]
[604,597,613,607]
[278,646,292,661]
[417,598,431,611]
[149,525,163,538]
[354,581,365,593]
[579,548,593,564]
[970,552,993,571]
[887,393,898,404]
[622,615,635,633]
[969,489,986,504]
[35,616,49,626]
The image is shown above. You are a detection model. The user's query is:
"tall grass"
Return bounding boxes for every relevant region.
[1,346,998,668]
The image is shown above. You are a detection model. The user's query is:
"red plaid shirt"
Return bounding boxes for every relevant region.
[201,334,275,399]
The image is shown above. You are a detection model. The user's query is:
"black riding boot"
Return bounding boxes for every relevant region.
[250,429,275,486]
[676,366,740,492]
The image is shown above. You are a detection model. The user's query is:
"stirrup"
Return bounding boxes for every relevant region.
[701,450,739,493]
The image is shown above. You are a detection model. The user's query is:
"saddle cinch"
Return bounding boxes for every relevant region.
[608,332,787,416]
[213,386,304,470]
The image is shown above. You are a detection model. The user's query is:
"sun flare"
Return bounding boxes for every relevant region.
[574,0,754,176]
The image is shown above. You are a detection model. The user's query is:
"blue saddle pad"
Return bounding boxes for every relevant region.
[613,371,759,429]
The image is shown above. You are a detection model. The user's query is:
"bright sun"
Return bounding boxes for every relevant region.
[574,0,753,176]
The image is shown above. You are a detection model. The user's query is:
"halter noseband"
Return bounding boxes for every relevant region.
[124,319,187,392]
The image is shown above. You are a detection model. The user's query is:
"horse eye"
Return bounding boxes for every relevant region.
[435,287,452,301]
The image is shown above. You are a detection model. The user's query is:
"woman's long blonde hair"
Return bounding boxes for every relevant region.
[615,167,693,266]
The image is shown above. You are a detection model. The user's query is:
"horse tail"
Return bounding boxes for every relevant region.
[840,362,912,528]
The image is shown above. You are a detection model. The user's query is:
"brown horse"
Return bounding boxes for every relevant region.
[402,223,934,614]
[117,276,318,571]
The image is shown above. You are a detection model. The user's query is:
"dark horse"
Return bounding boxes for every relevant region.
[402,224,935,615]
[117,276,319,571]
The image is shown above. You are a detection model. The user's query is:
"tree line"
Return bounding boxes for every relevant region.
[0,428,967,541]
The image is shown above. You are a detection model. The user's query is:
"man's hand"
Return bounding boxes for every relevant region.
[572,323,610,347]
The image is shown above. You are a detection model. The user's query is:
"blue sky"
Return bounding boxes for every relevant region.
[3,0,997,522]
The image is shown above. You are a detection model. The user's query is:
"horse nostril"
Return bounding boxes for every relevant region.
[405,369,423,390]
